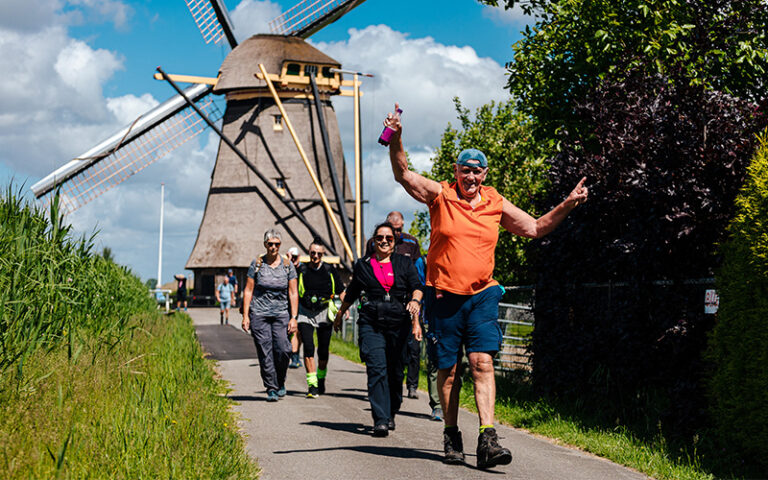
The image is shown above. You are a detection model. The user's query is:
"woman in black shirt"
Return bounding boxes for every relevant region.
[334,222,423,437]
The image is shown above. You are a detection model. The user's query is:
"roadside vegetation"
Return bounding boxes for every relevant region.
[0,186,258,479]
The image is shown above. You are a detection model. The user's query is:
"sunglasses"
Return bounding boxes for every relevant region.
[266,242,281,247]
[309,251,323,257]
[374,235,394,243]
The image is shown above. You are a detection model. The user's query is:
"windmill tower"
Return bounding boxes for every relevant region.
[30,0,371,298]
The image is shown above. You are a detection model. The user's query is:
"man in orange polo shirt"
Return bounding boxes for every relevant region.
[384,104,588,469]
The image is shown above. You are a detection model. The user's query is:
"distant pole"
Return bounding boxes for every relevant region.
[156,183,165,289]
[330,68,373,258]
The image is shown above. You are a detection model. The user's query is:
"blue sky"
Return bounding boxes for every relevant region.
[0,0,529,283]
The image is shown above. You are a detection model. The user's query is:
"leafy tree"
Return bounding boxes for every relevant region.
[411,98,549,285]
[708,132,768,469]
[481,0,768,143]
[144,278,158,289]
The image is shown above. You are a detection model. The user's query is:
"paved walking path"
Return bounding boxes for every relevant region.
[189,308,650,480]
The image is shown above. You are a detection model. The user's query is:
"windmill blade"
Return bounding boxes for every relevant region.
[184,0,238,48]
[31,83,221,214]
[269,0,368,38]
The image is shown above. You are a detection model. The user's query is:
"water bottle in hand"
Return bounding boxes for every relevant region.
[378,106,403,146]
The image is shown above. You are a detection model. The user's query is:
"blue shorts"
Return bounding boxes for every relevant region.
[424,284,504,370]
[219,299,231,310]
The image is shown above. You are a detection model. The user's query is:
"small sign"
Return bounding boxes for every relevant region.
[704,289,719,314]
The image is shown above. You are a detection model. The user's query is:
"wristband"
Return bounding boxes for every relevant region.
[409,299,422,305]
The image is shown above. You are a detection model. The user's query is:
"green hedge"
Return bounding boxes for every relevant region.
[708,132,768,468]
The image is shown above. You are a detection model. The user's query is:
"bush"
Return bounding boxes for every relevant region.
[530,72,766,434]
[708,132,768,469]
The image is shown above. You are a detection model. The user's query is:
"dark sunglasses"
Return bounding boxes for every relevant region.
[374,235,394,243]
[309,251,323,257]
[266,241,281,247]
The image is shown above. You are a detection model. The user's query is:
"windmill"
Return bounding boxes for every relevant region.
[30,0,372,301]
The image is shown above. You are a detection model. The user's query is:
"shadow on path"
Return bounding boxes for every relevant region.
[273,445,445,463]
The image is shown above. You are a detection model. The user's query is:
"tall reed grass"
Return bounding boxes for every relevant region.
[0,185,258,478]
[0,184,153,375]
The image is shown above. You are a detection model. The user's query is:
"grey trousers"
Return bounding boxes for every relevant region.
[250,312,291,392]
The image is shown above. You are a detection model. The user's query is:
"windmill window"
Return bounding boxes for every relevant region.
[273,114,283,131]
[321,67,333,78]
[286,63,301,76]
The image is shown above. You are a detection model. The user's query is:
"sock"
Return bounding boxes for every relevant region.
[479,424,494,434]
[318,368,327,379]
[306,372,318,387]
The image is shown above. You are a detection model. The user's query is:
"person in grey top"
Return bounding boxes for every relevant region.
[242,229,299,402]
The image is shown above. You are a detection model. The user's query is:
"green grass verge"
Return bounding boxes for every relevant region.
[329,335,719,480]
[0,312,259,479]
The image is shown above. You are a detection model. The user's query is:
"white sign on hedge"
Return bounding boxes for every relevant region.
[704,289,719,314]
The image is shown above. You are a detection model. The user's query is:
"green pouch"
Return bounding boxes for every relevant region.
[327,298,340,321]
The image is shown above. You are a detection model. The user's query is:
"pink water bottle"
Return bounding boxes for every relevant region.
[378,107,403,146]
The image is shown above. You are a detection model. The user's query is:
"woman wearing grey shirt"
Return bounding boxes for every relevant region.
[242,229,299,402]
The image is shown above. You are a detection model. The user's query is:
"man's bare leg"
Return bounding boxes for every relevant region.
[438,365,462,425]
[468,352,496,426]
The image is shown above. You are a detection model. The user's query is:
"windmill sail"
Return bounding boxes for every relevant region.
[185,0,238,48]
[269,0,368,38]
[31,83,221,214]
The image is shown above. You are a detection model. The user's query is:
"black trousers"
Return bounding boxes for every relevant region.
[405,334,421,389]
[358,320,410,427]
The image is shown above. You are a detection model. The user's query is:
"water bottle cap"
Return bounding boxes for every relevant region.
[396,108,403,114]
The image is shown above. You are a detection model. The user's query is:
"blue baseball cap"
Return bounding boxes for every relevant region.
[456,148,488,168]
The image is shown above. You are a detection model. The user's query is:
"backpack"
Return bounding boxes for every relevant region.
[239,255,292,314]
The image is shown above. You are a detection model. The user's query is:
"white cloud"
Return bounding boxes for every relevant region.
[55,39,124,99]
[230,0,283,40]
[106,93,159,124]
[481,4,531,27]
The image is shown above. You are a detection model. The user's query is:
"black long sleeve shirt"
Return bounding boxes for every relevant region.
[344,253,423,327]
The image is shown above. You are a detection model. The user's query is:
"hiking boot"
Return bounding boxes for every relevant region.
[476,428,512,469]
[318,377,326,395]
[372,424,389,437]
[276,385,287,398]
[288,353,301,369]
[443,429,465,464]
[407,387,418,399]
[307,386,319,398]
[430,407,443,422]
[266,390,279,402]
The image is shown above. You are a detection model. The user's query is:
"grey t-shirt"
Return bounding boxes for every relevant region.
[247,257,297,316]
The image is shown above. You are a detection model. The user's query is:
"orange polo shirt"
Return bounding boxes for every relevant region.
[426,181,503,295]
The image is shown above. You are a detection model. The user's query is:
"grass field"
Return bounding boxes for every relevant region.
[0,187,258,478]
[0,312,259,479]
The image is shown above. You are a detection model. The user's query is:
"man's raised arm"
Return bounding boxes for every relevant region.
[500,177,589,238]
[385,104,441,205]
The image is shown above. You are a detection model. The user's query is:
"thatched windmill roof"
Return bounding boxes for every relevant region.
[214,34,341,94]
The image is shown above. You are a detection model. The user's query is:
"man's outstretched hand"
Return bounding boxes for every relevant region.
[565,177,589,208]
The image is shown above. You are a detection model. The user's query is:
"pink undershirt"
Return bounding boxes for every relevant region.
[370,257,394,292]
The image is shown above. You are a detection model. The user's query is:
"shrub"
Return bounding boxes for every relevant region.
[530,71,766,433]
[708,132,768,468]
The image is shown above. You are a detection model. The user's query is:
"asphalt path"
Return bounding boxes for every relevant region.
[190,308,650,480]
